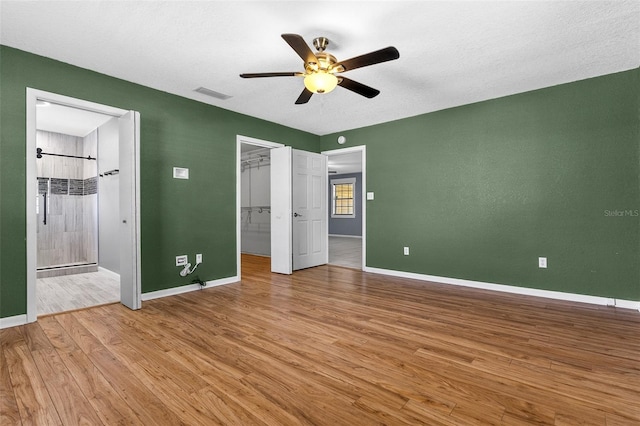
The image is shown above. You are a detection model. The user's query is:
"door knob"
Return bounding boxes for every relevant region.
[294,212,302,217]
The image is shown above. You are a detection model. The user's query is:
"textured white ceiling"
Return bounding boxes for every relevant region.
[2,1,638,136]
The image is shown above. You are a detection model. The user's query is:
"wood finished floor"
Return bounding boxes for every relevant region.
[2,254,639,425]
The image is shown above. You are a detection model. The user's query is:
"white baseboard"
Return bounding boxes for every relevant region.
[4,267,636,329]
[0,314,28,329]
[142,275,239,301]
[98,267,121,281]
[614,299,640,310]
[364,266,640,312]
[329,234,362,239]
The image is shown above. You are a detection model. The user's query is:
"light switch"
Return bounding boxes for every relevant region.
[173,167,189,179]
[366,192,374,200]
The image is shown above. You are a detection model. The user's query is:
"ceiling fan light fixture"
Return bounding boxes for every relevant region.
[304,71,338,94]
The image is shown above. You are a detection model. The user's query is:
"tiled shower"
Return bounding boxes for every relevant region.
[36,129,99,277]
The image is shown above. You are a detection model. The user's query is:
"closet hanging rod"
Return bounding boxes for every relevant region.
[241,206,270,212]
[36,147,96,161]
[241,157,269,164]
[241,162,271,170]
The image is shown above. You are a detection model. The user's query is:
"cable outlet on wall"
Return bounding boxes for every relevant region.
[176,255,188,266]
[538,257,547,268]
[196,253,203,264]
[404,247,410,256]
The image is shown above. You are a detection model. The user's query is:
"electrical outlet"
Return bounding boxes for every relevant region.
[538,257,547,268]
[196,253,203,264]
[176,255,188,266]
[404,247,410,256]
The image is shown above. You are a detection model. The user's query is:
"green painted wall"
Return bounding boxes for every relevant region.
[0,46,319,318]
[321,69,640,301]
[2,45,638,319]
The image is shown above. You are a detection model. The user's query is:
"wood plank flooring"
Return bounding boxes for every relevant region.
[2,254,639,425]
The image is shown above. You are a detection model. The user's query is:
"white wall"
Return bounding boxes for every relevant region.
[97,117,120,274]
[241,154,271,255]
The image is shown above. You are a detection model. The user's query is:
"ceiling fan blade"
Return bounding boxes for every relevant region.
[282,33,318,65]
[333,46,399,72]
[240,72,302,78]
[338,77,380,98]
[295,88,313,104]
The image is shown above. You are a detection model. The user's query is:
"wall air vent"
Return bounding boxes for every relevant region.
[194,87,232,100]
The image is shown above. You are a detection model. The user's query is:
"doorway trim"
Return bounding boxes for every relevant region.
[26,88,141,322]
[236,135,284,278]
[321,145,367,270]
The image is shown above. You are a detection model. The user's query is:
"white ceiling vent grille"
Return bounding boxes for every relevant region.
[194,87,232,100]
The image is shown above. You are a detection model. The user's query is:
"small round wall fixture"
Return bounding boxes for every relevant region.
[337,135,346,145]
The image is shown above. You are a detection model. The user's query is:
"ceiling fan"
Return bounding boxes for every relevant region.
[240,34,400,104]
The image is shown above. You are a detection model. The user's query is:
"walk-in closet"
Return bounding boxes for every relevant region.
[240,145,271,256]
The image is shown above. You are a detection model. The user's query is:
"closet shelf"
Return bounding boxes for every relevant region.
[241,206,271,213]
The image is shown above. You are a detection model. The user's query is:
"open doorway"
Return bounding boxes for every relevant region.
[240,145,272,257]
[236,136,283,277]
[34,103,119,315]
[323,146,366,270]
[26,89,141,322]
[237,136,337,276]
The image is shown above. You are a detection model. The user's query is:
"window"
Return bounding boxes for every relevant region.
[331,177,356,218]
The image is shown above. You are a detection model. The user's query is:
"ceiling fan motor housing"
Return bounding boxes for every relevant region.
[306,52,338,73]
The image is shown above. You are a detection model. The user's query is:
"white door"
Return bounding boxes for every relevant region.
[119,111,141,309]
[292,149,327,270]
[270,147,328,273]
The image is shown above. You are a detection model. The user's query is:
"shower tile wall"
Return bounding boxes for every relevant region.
[36,130,98,269]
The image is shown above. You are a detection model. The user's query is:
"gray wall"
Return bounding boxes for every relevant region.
[97,117,120,274]
[328,172,362,237]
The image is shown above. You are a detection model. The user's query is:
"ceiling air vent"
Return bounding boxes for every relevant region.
[194,87,232,100]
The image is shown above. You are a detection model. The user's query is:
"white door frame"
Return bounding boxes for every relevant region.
[321,145,367,270]
[25,88,141,322]
[236,135,284,278]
